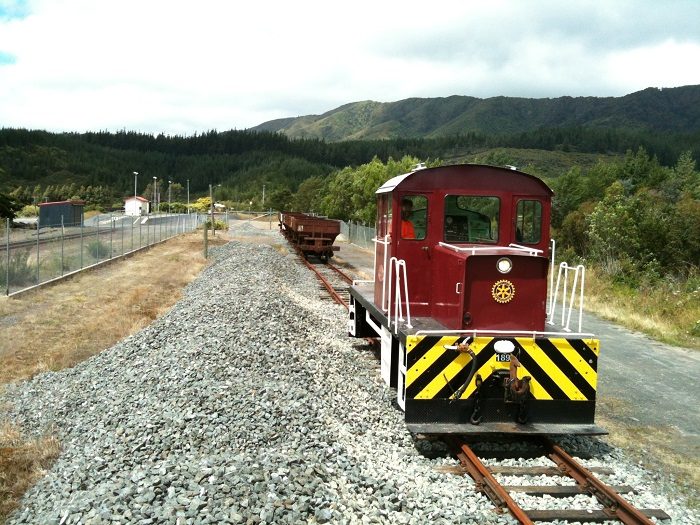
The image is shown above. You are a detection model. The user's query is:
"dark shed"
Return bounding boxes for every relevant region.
[38,200,85,227]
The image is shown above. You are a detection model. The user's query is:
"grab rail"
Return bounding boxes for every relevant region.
[414,328,595,338]
[438,242,542,256]
[547,239,556,316]
[386,257,412,333]
[547,262,586,333]
[372,235,390,310]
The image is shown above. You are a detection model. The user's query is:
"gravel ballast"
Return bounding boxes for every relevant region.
[3,233,696,524]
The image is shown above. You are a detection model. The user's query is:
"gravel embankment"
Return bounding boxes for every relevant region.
[3,230,696,524]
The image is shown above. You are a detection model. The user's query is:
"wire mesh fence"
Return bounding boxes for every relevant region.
[340,221,376,250]
[1,212,223,296]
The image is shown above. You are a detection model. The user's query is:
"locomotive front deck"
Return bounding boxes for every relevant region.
[350,282,606,436]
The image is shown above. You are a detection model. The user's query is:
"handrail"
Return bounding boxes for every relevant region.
[414,328,595,338]
[507,243,543,255]
[372,235,390,311]
[386,257,412,334]
[438,242,542,256]
[547,239,556,316]
[547,262,586,333]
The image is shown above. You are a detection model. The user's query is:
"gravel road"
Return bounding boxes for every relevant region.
[3,226,697,524]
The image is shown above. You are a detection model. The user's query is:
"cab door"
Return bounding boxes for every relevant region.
[395,193,432,317]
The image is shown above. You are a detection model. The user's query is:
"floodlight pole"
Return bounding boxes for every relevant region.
[209,183,215,236]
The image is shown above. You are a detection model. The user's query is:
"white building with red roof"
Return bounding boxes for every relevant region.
[124,196,150,216]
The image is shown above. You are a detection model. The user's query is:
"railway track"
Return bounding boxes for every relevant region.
[299,254,353,308]
[7,229,96,250]
[442,435,671,524]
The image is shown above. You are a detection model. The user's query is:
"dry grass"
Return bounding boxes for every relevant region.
[597,406,700,511]
[0,423,60,521]
[0,231,228,523]
[585,267,700,350]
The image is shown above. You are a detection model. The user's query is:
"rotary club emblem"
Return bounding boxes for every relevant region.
[491,279,515,304]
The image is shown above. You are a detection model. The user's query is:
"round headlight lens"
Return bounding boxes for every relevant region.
[497,257,512,274]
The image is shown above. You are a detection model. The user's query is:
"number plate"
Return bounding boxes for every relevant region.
[496,353,511,362]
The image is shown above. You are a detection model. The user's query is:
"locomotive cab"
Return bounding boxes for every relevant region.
[348,164,604,436]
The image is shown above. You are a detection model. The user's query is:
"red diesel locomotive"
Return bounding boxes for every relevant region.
[348,163,603,435]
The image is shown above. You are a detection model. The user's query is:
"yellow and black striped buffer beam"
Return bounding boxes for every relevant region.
[405,336,599,401]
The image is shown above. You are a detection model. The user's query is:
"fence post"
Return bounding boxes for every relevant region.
[80,217,84,269]
[203,221,208,258]
[61,215,65,276]
[109,212,113,259]
[95,214,100,262]
[36,217,40,284]
[5,218,9,296]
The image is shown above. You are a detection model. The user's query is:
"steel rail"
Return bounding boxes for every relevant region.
[8,229,96,250]
[326,261,353,284]
[447,437,534,525]
[541,437,659,525]
[299,256,348,309]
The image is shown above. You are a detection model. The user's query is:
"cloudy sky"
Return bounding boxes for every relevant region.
[1,0,699,135]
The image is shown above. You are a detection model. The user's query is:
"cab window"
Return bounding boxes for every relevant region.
[400,195,427,240]
[377,194,390,237]
[515,200,542,244]
[444,195,500,243]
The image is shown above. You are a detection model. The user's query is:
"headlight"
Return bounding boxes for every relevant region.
[497,257,512,274]
[494,340,515,354]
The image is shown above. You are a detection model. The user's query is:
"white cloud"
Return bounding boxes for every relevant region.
[0,0,699,134]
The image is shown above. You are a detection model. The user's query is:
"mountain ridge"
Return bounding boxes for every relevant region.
[250,86,700,141]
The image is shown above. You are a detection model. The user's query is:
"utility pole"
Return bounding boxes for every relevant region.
[262,184,265,206]
[152,176,157,214]
[209,183,215,236]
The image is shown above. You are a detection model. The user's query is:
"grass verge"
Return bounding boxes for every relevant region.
[597,404,700,511]
[584,267,700,350]
[0,231,228,524]
[0,423,60,521]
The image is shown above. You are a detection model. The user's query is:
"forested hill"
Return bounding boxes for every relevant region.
[250,85,700,141]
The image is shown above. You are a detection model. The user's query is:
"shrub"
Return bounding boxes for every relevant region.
[86,240,109,260]
[0,250,36,288]
[18,205,39,218]
[204,219,228,231]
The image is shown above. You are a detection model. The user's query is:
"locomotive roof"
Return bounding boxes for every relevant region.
[376,163,553,196]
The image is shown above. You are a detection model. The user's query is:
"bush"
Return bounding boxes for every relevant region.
[691,320,700,337]
[0,250,36,288]
[18,205,39,218]
[204,219,228,231]
[86,239,109,260]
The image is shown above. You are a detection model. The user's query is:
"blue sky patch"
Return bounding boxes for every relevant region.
[0,51,17,65]
[0,0,30,20]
